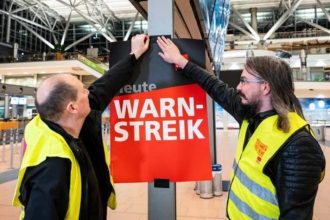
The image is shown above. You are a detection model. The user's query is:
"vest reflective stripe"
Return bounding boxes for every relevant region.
[13,115,81,220]
[232,160,278,206]
[228,112,308,220]
[103,143,117,209]
[229,190,274,220]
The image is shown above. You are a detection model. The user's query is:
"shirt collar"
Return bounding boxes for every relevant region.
[42,118,78,143]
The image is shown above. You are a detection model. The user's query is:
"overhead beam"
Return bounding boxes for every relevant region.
[12,0,64,21]
[124,12,139,41]
[29,7,53,28]
[229,22,257,40]
[263,0,303,41]
[17,22,54,49]
[0,9,53,31]
[56,0,99,24]
[230,35,330,46]
[39,4,52,28]
[103,16,117,41]
[95,0,120,22]
[60,10,72,46]
[6,1,14,43]
[316,0,330,22]
[11,6,30,14]
[56,0,116,42]
[65,31,97,51]
[300,19,330,35]
[232,7,260,42]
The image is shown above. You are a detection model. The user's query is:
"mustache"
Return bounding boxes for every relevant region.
[237,91,246,99]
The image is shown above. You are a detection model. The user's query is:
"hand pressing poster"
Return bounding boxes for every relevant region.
[109,37,212,183]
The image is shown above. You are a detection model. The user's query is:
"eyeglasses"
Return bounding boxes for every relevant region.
[239,77,265,85]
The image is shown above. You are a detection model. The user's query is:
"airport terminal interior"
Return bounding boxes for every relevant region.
[1,0,330,219]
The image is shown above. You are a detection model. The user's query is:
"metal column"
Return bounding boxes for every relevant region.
[4,94,9,119]
[148,1,176,220]
[250,8,258,32]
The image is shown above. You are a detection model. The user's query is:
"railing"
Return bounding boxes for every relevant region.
[0,119,28,174]
[0,51,109,75]
[0,51,108,64]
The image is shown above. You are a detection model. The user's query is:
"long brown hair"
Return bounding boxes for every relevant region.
[245,56,304,132]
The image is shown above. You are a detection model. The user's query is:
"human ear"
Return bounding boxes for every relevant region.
[66,101,78,113]
[263,82,271,95]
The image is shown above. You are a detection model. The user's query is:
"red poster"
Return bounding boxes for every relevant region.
[109,38,212,183]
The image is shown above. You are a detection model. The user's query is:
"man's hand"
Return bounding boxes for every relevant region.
[131,34,150,59]
[157,36,188,69]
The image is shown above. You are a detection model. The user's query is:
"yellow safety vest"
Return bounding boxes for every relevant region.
[13,115,116,219]
[227,112,309,220]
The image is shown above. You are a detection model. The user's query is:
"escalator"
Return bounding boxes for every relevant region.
[76,53,108,75]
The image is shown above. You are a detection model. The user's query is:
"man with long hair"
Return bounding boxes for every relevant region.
[157,36,325,220]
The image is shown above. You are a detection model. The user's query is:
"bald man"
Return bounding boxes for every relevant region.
[13,34,150,220]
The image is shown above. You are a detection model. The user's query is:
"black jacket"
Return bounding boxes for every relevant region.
[19,54,137,220]
[183,61,326,220]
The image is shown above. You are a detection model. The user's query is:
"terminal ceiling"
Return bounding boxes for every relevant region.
[3,0,330,50]
[228,0,330,51]
[1,0,330,94]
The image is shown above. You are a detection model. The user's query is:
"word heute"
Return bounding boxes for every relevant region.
[119,82,157,94]
[113,97,205,142]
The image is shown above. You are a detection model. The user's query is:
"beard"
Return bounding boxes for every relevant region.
[238,92,261,120]
[241,102,260,120]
